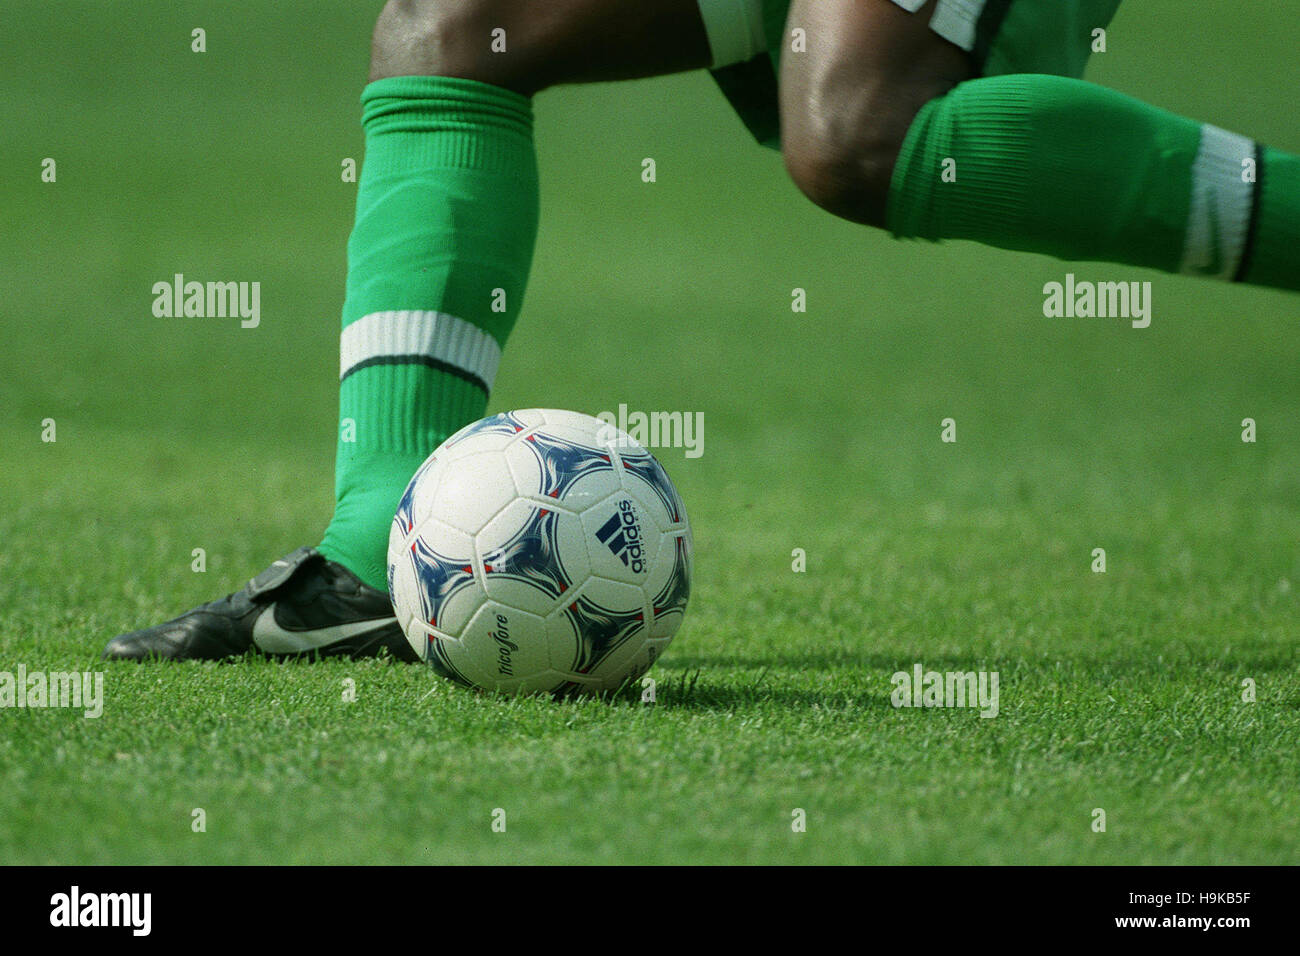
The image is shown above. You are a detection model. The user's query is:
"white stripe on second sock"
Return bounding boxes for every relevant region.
[1180,124,1256,280]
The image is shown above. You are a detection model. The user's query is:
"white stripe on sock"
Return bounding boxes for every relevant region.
[1180,124,1256,280]
[340,310,501,389]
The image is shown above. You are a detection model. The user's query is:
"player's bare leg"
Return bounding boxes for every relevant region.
[103,0,715,661]
[369,0,710,90]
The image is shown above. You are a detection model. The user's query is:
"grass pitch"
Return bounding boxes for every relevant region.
[2,1,1298,864]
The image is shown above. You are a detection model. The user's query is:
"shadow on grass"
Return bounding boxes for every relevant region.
[108,647,1296,714]
[621,649,1300,712]
[601,651,916,713]
[628,670,899,713]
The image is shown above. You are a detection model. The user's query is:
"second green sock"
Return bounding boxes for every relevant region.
[888,73,1299,292]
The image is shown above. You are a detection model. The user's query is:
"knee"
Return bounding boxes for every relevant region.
[783,77,952,228]
[370,0,528,90]
[783,115,900,229]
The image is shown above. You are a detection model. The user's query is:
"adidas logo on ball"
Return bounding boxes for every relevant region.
[595,499,646,573]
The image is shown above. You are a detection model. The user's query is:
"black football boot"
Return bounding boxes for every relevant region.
[102,547,417,662]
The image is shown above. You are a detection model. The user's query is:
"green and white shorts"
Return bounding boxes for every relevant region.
[702,0,1123,146]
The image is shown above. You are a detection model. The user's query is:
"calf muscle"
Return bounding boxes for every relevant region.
[371,0,712,93]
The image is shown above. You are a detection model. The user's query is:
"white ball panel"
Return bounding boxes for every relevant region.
[542,607,581,673]
[450,602,554,693]
[581,634,662,693]
[431,450,519,535]
[386,546,424,660]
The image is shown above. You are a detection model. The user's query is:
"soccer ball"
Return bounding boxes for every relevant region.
[387,409,692,695]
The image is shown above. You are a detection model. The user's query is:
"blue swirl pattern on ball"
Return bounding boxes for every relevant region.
[443,410,529,448]
[407,536,476,630]
[653,535,691,619]
[523,431,615,499]
[394,466,424,536]
[480,505,574,598]
[426,636,474,687]
[563,594,646,675]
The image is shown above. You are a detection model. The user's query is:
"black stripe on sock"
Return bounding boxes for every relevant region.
[1234,142,1265,283]
[340,355,490,394]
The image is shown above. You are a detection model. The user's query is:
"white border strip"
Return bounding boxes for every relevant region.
[927,0,988,53]
[340,310,502,390]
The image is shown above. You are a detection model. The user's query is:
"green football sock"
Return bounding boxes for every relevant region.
[318,76,539,589]
[888,73,1299,291]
